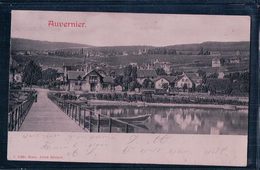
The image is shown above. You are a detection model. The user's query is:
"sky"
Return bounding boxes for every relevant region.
[11,10,250,47]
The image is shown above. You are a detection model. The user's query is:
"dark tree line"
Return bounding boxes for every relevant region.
[114,65,140,91]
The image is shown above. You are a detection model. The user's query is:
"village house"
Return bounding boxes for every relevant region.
[55,68,64,82]
[212,57,221,68]
[82,70,104,92]
[130,62,138,67]
[150,59,173,75]
[63,64,85,82]
[153,76,176,90]
[137,69,157,84]
[175,73,197,90]
[161,62,172,75]
[114,85,123,92]
[185,73,202,87]
[210,51,221,56]
[217,67,227,79]
[67,69,116,92]
[122,51,128,56]
[102,76,115,91]
[67,71,85,91]
[229,57,241,64]
[109,68,124,78]
[236,50,241,56]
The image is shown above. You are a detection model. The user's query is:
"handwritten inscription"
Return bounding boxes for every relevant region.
[8,132,247,166]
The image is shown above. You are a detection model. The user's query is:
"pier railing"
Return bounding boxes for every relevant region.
[47,92,142,133]
[8,90,37,131]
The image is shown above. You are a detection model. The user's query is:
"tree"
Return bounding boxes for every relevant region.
[208,72,218,79]
[198,47,204,55]
[22,60,42,86]
[220,58,225,65]
[156,68,167,75]
[131,66,137,80]
[42,68,58,81]
[196,84,208,93]
[197,69,207,84]
[122,65,138,91]
[114,75,123,86]
[128,81,141,91]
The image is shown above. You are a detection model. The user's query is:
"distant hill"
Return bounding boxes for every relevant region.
[11,38,93,51]
[166,41,250,51]
[65,41,250,54]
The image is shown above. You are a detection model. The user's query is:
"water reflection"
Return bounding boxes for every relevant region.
[95,105,248,135]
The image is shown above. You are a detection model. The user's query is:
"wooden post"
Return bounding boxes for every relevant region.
[19,105,22,128]
[17,107,20,129]
[69,104,71,117]
[89,111,92,132]
[97,114,100,132]
[72,105,74,119]
[78,106,81,125]
[10,112,13,131]
[83,109,86,129]
[71,105,73,118]
[125,124,129,133]
[21,103,24,121]
[65,103,68,115]
[67,103,69,115]
[18,106,21,129]
[15,108,18,131]
[75,106,78,122]
[109,117,112,133]
[70,104,72,118]
[74,105,76,121]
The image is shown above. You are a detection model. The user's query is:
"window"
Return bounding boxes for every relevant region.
[89,76,98,83]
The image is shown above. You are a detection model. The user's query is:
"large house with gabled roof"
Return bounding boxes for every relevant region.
[67,69,116,92]
[153,76,176,90]
[174,73,202,90]
[67,71,85,91]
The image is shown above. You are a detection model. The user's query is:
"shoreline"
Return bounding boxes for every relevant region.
[88,99,248,111]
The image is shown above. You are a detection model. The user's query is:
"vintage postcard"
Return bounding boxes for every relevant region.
[8,10,250,166]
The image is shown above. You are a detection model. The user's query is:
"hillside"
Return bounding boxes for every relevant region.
[166,41,250,51]
[57,41,250,55]
[11,38,93,51]
[11,38,250,52]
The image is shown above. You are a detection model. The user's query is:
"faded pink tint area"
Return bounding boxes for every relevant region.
[11,11,250,46]
[8,10,250,166]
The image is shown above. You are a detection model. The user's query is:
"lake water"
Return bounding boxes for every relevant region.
[94,105,248,135]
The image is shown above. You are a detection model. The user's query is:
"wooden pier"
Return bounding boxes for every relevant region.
[48,92,143,133]
[14,88,85,132]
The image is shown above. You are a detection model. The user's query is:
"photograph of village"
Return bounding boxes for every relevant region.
[8,11,249,135]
